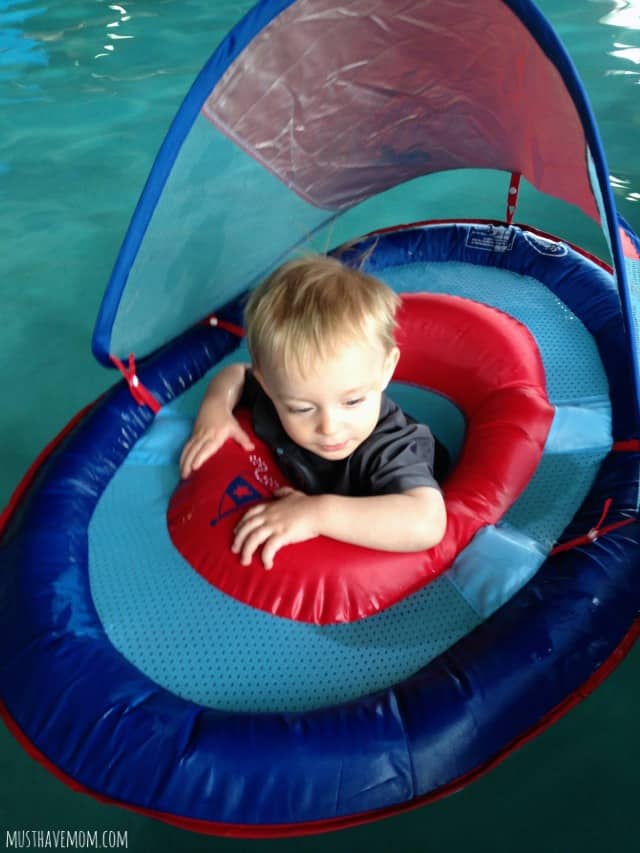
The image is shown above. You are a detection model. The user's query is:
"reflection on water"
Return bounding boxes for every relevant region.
[593,0,640,203]
[94,3,133,60]
[610,41,640,63]
[611,175,639,204]
[598,0,640,29]
[601,0,640,70]
[0,0,139,100]
[611,174,631,188]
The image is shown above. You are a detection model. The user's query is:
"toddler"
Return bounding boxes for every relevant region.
[180,255,446,569]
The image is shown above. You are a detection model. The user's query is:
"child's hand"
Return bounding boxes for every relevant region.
[180,414,254,479]
[232,487,319,569]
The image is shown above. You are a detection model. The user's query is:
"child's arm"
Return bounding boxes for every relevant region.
[179,363,254,479]
[232,486,446,569]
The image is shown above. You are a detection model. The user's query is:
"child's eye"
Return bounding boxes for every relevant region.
[345,397,364,407]
[286,405,313,415]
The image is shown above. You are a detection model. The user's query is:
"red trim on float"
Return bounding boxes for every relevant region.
[168,293,554,624]
[2,610,638,839]
[614,439,640,452]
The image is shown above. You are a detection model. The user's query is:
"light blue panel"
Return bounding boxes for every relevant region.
[545,404,612,454]
[447,524,548,619]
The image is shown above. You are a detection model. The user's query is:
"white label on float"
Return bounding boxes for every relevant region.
[466,225,515,253]
[522,231,568,257]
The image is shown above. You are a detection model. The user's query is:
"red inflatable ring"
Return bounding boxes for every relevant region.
[168,293,554,624]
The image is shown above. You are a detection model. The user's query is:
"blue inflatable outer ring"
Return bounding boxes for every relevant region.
[1,222,639,836]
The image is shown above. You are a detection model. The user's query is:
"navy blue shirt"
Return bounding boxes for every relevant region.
[239,371,443,497]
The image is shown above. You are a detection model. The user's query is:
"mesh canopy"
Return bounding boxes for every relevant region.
[92,0,638,429]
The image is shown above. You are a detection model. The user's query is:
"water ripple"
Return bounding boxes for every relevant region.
[0,1,48,102]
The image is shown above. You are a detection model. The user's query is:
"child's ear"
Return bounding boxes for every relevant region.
[382,346,400,387]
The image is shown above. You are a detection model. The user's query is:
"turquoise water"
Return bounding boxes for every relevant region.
[1,0,639,850]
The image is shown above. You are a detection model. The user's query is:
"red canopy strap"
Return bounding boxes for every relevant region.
[551,498,636,555]
[110,353,161,414]
[505,172,521,226]
[204,315,246,337]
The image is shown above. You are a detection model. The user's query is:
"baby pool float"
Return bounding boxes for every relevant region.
[2,0,640,838]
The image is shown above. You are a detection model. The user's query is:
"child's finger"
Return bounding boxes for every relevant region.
[234,502,265,529]
[232,508,266,552]
[180,437,212,478]
[179,441,198,478]
[232,424,255,452]
[191,437,220,471]
[261,534,286,569]
[179,436,199,467]
[238,525,271,566]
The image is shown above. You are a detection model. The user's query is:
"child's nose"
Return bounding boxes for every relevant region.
[317,409,339,435]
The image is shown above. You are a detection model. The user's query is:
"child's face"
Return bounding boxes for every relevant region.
[255,340,400,460]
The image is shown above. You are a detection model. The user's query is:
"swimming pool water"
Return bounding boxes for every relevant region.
[1,1,639,850]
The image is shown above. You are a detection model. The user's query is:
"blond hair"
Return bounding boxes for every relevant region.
[245,255,399,375]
